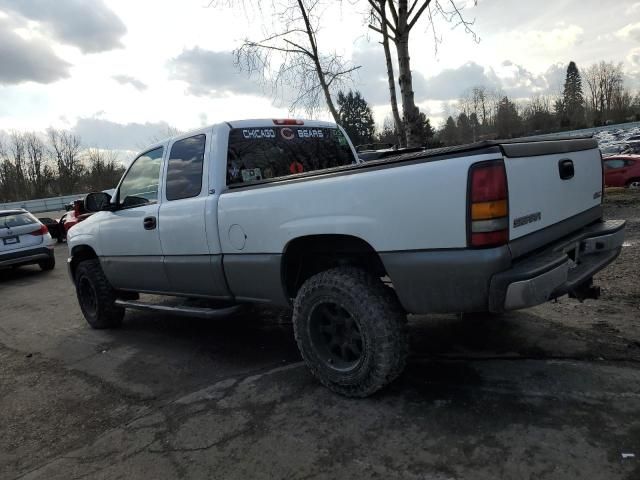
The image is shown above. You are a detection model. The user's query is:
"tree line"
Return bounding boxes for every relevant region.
[435,60,640,147]
[0,129,124,203]
[336,60,640,149]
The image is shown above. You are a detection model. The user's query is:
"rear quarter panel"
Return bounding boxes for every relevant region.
[217,152,503,254]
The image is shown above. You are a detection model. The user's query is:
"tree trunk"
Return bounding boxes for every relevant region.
[298,0,340,123]
[379,2,405,147]
[395,31,420,147]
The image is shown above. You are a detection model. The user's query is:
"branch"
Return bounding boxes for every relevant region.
[241,41,308,56]
[427,4,441,55]
[283,39,313,58]
[387,0,399,26]
[367,0,397,35]
[431,0,480,43]
[368,24,396,42]
[407,0,420,17]
[408,0,431,31]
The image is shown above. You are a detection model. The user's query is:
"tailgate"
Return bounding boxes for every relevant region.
[503,139,603,242]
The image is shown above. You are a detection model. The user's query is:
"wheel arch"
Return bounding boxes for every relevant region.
[69,244,99,279]
[281,234,388,299]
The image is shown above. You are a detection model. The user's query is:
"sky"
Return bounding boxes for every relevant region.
[0,0,639,156]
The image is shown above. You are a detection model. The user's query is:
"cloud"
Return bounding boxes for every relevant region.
[167,48,260,97]
[0,0,126,53]
[112,75,148,91]
[0,17,70,85]
[350,42,392,106]
[72,118,176,151]
[415,62,502,100]
[626,3,640,15]
[617,22,640,42]
[628,48,640,76]
[511,23,584,52]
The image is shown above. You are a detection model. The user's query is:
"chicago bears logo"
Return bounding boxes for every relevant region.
[281,128,295,140]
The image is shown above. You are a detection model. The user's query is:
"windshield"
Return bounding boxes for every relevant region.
[0,211,38,229]
[226,126,356,186]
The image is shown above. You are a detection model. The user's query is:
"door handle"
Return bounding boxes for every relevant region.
[143,216,157,230]
[558,159,574,180]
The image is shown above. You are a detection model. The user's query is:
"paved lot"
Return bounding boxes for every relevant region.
[1,192,639,480]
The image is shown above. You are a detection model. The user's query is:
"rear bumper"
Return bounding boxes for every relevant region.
[489,220,625,312]
[381,219,625,314]
[0,247,54,268]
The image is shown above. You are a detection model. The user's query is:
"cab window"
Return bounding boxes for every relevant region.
[118,147,164,207]
[166,135,206,201]
[226,127,355,186]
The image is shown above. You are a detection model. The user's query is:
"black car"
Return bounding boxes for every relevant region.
[38,217,64,242]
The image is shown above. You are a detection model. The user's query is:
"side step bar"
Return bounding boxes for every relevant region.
[114,299,242,319]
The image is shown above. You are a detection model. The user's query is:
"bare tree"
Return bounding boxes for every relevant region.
[48,128,84,195]
[0,132,29,201]
[84,148,125,192]
[24,132,53,198]
[368,0,478,146]
[369,0,405,146]
[227,0,359,122]
[584,61,624,125]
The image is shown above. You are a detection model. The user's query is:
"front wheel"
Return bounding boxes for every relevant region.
[74,259,124,329]
[293,267,408,398]
[626,179,640,189]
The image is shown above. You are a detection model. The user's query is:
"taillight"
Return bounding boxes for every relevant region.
[468,161,509,248]
[73,199,82,217]
[273,119,304,125]
[30,224,49,236]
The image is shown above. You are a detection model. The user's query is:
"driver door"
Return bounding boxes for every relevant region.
[98,146,171,292]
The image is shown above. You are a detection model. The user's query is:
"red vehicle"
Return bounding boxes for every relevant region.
[61,199,93,239]
[603,155,640,188]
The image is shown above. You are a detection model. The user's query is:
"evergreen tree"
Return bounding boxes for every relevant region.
[414,111,435,146]
[562,61,585,128]
[469,113,480,141]
[337,90,376,146]
[456,113,473,143]
[441,116,458,146]
[496,96,521,138]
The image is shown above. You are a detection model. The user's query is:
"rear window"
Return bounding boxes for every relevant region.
[226,126,355,186]
[0,212,38,229]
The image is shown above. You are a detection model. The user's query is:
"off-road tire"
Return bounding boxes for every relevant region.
[75,259,124,329]
[38,257,55,271]
[293,267,408,397]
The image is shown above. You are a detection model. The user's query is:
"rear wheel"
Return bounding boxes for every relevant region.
[38,257,55,271]
[74,259,124,329]
[293,267,408,397]
[626,178,640,189]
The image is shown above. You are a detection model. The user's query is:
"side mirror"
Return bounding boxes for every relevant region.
[84,192,112,212]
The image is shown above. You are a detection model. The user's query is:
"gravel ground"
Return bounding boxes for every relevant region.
[0,191,639,480]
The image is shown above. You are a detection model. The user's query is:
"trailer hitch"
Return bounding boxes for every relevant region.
[568,278,601,302]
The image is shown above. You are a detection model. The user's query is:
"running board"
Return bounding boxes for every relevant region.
[114,300,242,319]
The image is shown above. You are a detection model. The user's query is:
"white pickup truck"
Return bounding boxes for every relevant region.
[67,119,626,397]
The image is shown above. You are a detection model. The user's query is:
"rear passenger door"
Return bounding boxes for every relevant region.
[158,132,230,298]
